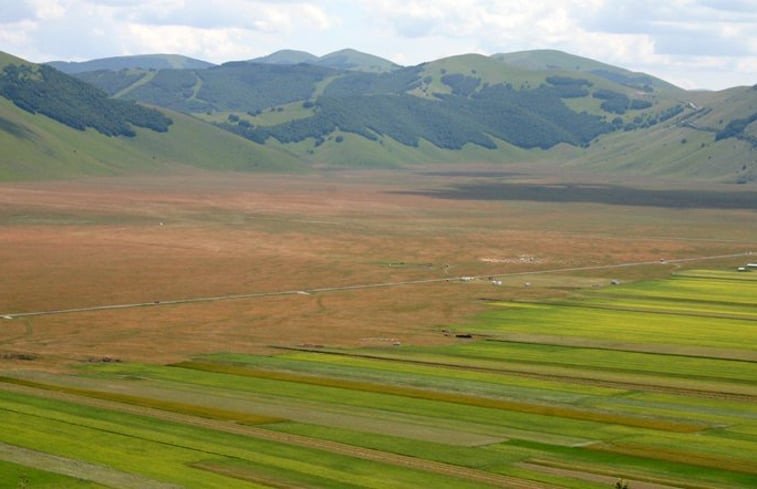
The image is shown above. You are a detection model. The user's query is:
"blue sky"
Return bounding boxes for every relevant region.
[1,0,755,89]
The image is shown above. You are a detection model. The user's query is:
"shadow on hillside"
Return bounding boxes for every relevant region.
[0,116,35,140]
[393,182,757,209]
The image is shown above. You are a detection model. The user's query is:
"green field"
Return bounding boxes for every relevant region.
[1,270,756,488]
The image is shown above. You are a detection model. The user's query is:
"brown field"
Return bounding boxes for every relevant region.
[1,167,756,366]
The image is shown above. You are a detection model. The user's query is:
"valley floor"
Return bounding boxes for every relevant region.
[1,167,756,487]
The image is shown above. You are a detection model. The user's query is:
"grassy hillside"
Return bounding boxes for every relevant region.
[250,49,319,65]
[316,48,400,73]
[251,48,399,73]
[75,51,687,158]
[493,49,683,94]
[1,62,172,137]
[0,51,30,68]
[5,47,755,181]
[0,91,302,180]
[571,85,757,181]
[228,54,688,157]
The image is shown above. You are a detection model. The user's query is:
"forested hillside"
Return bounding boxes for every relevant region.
[0,51,303,180]
[3,47,754,181]
[0,62,171,137]
[75,52,689,154]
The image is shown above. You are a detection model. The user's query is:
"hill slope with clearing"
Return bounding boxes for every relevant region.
[0,51,302,180]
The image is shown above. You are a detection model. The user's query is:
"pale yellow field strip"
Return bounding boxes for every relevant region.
[0,441,183,489]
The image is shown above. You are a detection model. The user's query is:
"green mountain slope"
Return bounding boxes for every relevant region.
[0,52,302,180]
[47,54,215,74]
[251,48,399,73]
[69,48,755,179]
[91,62,337,113]
[1,56,172,137]
[316,49,400,73]
[250,50,319,65]
[0,96,302,180]
[217,53,685,153]
[571,85,757,182]
[493,49,682,94]
[7,48,754,181]
[0,51,29,68]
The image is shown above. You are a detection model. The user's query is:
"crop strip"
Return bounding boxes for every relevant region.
[0,441,181,489]
[587,443,757,475]
[0,375,284,424]
[526,300,757,323]
[482,335,757,363]
[174,361,708,433]
[522,458,737,489]
[0,382,556,489]
[190,461,314,489]
[273,347,757,402]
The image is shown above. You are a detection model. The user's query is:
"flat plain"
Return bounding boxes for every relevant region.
[1,167,756,488]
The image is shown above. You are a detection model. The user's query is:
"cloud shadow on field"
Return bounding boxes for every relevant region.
[392,182,757,209]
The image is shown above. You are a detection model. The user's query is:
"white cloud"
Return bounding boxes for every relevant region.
[0,0,754,89]
[126,24,251,60]
[0,2,37,23]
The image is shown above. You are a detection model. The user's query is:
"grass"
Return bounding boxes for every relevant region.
[0,375,285,424]
[171,360,707,432]
[444,342,757,383]
[0,460,106,489]
[502,440,757,488]
[0,389,499,489]
[0,96,303,180]
[268,421,534,468]
[463,301,757,350]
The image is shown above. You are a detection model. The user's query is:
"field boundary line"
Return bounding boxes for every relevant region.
[524,300,757,324]
[484,336,757,363]
[2,252,752,319]
[274,347,757,402]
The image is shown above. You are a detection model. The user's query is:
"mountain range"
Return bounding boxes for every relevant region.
[1,48,755,182]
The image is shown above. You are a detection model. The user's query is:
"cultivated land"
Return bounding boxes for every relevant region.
[1,168,756,488]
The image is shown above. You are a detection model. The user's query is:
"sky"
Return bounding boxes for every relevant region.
[1,0,756,90]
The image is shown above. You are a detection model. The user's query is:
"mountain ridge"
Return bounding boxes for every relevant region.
[3,49,755,182]
[0,51,303,180]
[250,48,399,73]
[47,54,215,74]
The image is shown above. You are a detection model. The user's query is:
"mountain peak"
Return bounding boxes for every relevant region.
[492,49,682,92]
[317,48,400,72]
[251,48,400,73]
[249,50,319,65]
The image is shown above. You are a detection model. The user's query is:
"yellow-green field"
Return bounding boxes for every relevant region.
[1,270,755,488]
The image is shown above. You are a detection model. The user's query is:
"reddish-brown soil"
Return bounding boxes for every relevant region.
[1,169,754,366]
